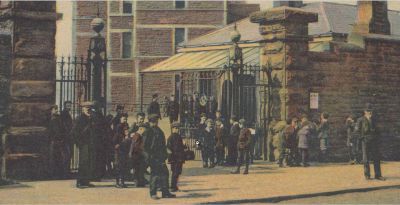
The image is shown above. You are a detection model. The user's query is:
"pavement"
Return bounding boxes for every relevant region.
[1,160,400,204]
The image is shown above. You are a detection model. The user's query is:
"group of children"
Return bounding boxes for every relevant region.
[195,112,253,174]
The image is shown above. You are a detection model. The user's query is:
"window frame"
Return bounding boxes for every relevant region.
[174,27,187,52]
[174,0,186,9]
[121,32,132,59]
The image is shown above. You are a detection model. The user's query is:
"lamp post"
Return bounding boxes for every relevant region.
[87,15,107,114]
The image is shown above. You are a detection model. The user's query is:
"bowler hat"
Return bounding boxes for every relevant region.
[116,104,124,110]
[81,101,94,107]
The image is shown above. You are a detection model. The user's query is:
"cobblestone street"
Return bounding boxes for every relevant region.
[1,160,400,204]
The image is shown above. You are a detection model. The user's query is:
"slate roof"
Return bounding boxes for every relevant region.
[183,2,400,47]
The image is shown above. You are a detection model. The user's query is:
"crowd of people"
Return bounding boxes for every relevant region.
[47,96,385,200]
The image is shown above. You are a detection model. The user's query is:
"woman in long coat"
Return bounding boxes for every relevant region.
[297,117,314,167]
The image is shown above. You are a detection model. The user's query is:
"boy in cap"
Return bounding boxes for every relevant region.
[199,119,216,168]
[115,126,131,188]
[167,122,186,192]
[231,119,251,174]
[129,122,147,187]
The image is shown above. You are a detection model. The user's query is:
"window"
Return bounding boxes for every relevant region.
[122,32,132,58]
[174,28,186,52]
[175,0,185,9]
[123,1,132,14]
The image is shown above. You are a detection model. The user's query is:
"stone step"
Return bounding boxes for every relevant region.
[4,152,48,180]
[6,126,49,154]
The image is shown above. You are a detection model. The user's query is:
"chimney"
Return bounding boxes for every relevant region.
[273,1,303,8]
[352,1,391,35]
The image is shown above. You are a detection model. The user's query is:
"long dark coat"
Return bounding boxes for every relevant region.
[167,100,179,121]
[147,101,161,118]
[167,133,186,164]
[72,114,97,181]
[144,126,168,165]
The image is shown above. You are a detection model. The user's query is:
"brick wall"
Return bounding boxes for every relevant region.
[137,10,224,25]
[288,39,400,161]
[110,60,134,73]
[111,75,135,104]
[110,32,121,58]
[188,28,216,40]
[76,1,107,18]
[110,16,133,29]
[141,72,174,106]
[136,28,173,56]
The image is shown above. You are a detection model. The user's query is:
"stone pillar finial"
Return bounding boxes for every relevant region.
[250,7,318,69]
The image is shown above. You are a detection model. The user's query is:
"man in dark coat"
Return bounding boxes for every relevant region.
[215,119,227,165]
[48,105,70,179]
[356,104,385,180]
[207,96,218,120]
[167,94,179,125]
[112,104,124,132]
[199,119,216,168]
[227,116,240,166]
[231,119,251,174]
[129,122,147,187]
[167,122,186,192]
[60,101,73,176]
[144,114,175,199]
[285,117,300,166]
[147,94,162,119]
[192,92,200,124]
[72,102,98,188]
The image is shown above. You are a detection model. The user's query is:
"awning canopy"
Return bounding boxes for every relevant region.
[141,47,260,73]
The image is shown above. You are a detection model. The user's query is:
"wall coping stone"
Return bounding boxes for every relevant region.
[250,6,318,24]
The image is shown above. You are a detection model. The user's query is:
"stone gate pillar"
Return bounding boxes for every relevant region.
[250,7,317,120]
[0,1,57,179]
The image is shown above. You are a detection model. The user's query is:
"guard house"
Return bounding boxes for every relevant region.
[141,21,266,127]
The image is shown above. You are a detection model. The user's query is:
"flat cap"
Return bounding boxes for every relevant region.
[148,114,159,122]
[171,122,180,128]
[201,113,207,118]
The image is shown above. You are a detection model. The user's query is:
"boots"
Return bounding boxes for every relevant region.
[243,164,249,175]
[231,166,240,174]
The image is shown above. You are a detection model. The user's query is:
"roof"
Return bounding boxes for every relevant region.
[183,2,400,47]
[142,47,260,73]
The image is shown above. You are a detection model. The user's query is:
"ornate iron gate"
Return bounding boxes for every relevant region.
[176,63,271,160]
[56,56,90,170]
[56,56,90,118]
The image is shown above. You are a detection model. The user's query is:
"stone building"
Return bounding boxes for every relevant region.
[0,1,57,178]
[141,1,400,161]
[69,0,259,112]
